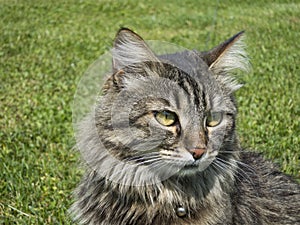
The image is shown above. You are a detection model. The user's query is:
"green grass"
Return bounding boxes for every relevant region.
[0,0,299,223]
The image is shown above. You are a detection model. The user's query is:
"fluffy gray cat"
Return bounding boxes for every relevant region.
[70,28,300,225]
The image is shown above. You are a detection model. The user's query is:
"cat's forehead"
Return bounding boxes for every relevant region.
[122,67,207,113]
[160,52,222,99]
[159,50,211,80]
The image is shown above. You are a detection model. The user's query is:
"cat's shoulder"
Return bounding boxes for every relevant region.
[239,150,299,187]
[231,150,300,225]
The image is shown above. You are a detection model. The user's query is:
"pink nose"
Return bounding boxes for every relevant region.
[189,148,206,160]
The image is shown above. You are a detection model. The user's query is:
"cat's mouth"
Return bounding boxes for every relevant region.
[157,148,217,175]
[179,150,217,174]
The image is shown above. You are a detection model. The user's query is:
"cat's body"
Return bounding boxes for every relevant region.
[70,28,300,225]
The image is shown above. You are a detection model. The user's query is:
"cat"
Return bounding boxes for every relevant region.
[70,28,300,225]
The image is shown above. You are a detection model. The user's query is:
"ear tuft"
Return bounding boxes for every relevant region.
[112,28,158,72]
[204,31,250,74]
[201,31,251,92]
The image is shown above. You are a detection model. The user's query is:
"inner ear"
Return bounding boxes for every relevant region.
[112,28,159,72]
[200,31,250,75]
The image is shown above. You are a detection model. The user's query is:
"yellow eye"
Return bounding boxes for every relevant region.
[155,110,177,126]
[206,112,223,127]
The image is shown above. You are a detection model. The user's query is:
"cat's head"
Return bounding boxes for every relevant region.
[79,28,249,186]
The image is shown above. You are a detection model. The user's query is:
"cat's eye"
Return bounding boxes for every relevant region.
[205,111,223,127]
[154,110,177,126]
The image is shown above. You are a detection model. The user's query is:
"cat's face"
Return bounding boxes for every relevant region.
[89,28,249,184]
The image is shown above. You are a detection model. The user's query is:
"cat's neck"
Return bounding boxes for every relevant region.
[92,168,236,225]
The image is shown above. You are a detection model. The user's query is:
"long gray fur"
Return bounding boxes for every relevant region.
[70,28,300,225]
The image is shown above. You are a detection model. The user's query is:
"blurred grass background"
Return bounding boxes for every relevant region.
[0,0,299,224]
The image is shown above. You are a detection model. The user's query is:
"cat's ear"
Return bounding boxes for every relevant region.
[112,28,159,72]
[202,31,250,73]
[201,31,250,91]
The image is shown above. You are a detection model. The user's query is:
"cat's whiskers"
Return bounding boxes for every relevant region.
[218,149,255,154]
[215,157,238,170]
[125,152,160,163]
[230,158,256,175]
[82,152,163,185]
[130,157,162,167]
[131,151,185,175]
[211,160,229,181]
[103,160,164,186]
[229,158,259,186]
[212,160,243,184]
[124,152,179,180]
[218,150,242,154]
[215,157,255,186]
[217,148,257,178]
[148,160,171,172]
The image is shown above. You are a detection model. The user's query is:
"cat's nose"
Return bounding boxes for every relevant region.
[189,148,206,160]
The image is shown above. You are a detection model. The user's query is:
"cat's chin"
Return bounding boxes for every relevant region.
[178,165,200,176]
[177,160,213,176]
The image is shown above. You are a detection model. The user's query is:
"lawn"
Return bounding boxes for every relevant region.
[0,0,299,224]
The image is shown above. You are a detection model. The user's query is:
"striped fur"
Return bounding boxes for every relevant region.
[70,28,300,225]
